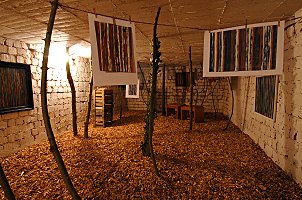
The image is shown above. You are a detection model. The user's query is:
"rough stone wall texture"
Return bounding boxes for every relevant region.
[222,8,302,186]
[0,37,91,157]
[127,63,229,113]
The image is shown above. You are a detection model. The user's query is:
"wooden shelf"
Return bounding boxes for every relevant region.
[94,88,113,127]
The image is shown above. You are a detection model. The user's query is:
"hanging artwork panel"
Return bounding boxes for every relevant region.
[203,21,284,77]
[88,13,138,86]
[126,80,140,98]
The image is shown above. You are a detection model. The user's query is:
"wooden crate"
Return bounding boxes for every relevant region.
[94,88,113,127]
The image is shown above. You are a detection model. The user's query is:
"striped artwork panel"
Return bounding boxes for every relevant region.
[94,21,135,73]
[255,75,276,119]
[203,21,284,77]
[0,61,34,114]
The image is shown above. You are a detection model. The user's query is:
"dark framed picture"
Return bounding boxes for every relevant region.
[0,61,34,114]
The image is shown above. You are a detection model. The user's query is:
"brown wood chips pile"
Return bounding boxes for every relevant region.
[1,111,302,199]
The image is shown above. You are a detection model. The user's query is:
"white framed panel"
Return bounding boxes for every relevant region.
[126,79,140,98]
[88,13,138,86]
[203,21,284,77]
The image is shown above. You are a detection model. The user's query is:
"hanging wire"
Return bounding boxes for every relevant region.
[285,17,302,30]
[58,3,207,31]
[58,2,302,36]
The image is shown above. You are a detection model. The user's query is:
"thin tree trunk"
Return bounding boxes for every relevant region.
[161,64,166,116]
[84,64,93,138]
[148,7,161,176]
[0,164,15,200]
[41,1,80,199]
[66,48,78,136]
[119,86,123,124]
[189,47,193,131]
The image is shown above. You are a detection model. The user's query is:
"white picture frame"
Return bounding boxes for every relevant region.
[126,79,140,98]
[88,13,138,86]
[203,21,284,77]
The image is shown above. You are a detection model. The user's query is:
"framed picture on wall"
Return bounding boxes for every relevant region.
[126,80,139,98]
[0,61,34,114]
[203,21,285,77]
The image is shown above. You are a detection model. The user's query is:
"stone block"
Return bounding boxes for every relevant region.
[32,58,39,66]
[2,112,19,120]
[0,53,9,62]
[4,39,14,47]
[21,42,28,50]
[31,129,39,136]
[9,55,16,63]
[25,57,32,64]
[0,121,7,129]
[8,46,17,55]
[17,48,24,56]
[19,110,30,117]
[7,119,16,127]
[16,56,24,63]
[13,40,22,48]
[16,118,24,125]
[8,134,15,143]
[3,143,15,153]
[0,37,5,45]
[0,45,8,53]
[0,136,8,145]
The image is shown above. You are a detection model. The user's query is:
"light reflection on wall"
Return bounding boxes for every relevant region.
[48,42,68,80]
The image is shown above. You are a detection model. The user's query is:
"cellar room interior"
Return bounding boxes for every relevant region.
[1,0,302,199]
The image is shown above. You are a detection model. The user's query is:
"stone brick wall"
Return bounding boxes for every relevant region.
[127,63,229,113]
[222,8,302,186]
[0,37,91,157]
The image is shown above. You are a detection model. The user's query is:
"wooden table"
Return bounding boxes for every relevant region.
[180,105,204,123]
[166,103,181,119]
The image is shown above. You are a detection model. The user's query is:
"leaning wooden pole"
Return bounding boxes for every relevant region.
[66,48,78,136]
[84,63,93,138]
[0,164,15,200]
[148,7,161,176]
[189,47,193,131]
[41,0,80,199]
[161,64,166,116]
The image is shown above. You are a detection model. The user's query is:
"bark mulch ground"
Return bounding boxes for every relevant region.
[1,111,302,199]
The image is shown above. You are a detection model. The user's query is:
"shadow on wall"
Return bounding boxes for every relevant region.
[232,77,243,128]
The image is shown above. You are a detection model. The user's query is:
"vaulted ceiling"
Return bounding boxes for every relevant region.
[0,0,301,65]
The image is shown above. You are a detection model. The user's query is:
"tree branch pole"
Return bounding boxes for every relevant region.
[84,62,93,138]
[119,86,123,124]
[223,77,234,131]
[189,47,193,131]
[148,7,161,176]
[41,0,80,199]
[0,164,15,200]
[66,48,78,136]
[161,64,166,116]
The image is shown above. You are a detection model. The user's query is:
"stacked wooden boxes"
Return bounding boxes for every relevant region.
[94,88,113,127]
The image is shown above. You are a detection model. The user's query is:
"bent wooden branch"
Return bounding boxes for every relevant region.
[66,48,78,136]
[84,62,93,138]
[41,0,80,199]
[0,164,15,200]
[148,7,161,176]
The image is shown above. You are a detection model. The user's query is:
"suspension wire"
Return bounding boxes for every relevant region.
[59,2,302,32]
[58,3,207,31]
